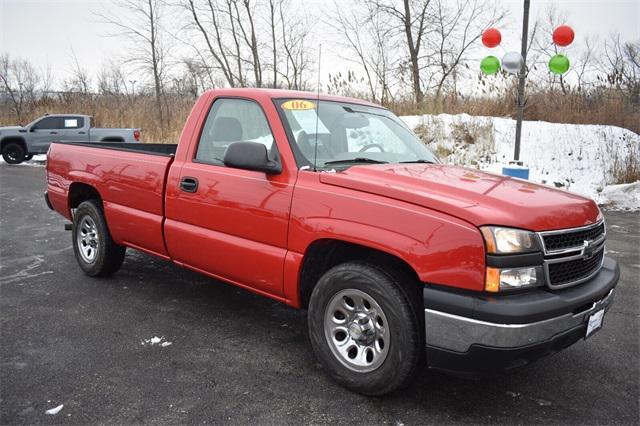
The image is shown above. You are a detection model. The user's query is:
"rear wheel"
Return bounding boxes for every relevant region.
[308,261,423,395]
[2,142,26,164]
[72,200,126,277]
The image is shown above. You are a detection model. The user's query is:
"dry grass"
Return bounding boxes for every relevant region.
[611,143,640,184]
[388,89,640,135]
[0,93,195,143]
[1,88,638,145]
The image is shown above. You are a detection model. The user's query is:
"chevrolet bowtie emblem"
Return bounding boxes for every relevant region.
[582,240,595,259]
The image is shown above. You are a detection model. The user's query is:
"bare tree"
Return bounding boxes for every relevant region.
[96,0,171,132]
[40,62,55,98]
[233,0,262,87]
[178,0,237,86]
[177,0,258,87]
[0,54,40,123]
[64,46,91,95]
[327,2,396,102]
[602,34,640,104]
[573,35,598,93]
[426,0,505,99]
[268,0,279,87]
[366,0,432,103]
[175,0,311,90]
[276,0,311,90]
[98,61,128,95]
[176,58,216,96]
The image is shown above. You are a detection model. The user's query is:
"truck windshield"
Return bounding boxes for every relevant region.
[276,99,439,169]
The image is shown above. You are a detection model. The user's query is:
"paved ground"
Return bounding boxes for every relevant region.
[1,161,638,425]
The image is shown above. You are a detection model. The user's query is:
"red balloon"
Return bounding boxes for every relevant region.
[553,25,575,47]
[482,28,501,48]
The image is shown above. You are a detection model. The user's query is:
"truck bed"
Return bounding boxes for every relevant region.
[47,142,175,257]
[54,141,177,156]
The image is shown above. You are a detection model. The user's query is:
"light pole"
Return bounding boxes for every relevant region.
[513,0,530,162]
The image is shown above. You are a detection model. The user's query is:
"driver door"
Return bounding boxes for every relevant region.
[30,116,62,153]
[164,97,294,297]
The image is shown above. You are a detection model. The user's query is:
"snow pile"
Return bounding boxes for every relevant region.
[401,114,640,210]
[141,336,172,347]
[597,181,640,211]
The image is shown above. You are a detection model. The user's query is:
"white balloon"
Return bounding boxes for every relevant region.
[502,51,523,74]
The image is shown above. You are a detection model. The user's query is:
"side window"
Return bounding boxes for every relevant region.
[195,98,275,164]
[62,117,84,129]
[33,117,61,130]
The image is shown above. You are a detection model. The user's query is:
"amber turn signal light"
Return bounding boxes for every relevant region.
[485,267,501,292]
[480,227,497,253]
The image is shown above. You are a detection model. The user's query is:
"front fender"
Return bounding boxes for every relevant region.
[288,174,486,292]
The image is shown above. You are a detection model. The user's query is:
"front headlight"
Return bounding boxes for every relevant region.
[485,266,543,292]
[480,226,540,254]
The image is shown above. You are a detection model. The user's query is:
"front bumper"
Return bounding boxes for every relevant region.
[424,257,619,375]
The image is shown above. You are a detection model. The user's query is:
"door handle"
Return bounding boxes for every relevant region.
[180,177,198,193]
[78,131,86,134]
[50,131,57,134]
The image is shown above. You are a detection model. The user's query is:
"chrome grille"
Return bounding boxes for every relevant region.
[547,248,604,287]
[542,222,605,252]
[538,220,606,289]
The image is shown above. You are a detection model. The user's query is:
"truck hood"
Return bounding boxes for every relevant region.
[319,164,600,231]
[0,126,24,132]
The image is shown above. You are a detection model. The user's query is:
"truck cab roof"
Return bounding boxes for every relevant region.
[202,88,383,109]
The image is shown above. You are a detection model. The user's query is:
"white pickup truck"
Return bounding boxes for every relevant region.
[0,114,140,164]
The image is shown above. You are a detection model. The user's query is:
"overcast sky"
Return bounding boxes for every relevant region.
[1,0,638,90]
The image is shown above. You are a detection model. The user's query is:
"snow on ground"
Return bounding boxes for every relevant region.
[141,336,172,347]
[401,113,640,210]
[597,182,640,211]
[0,154,47,166]
[45,404,64,415]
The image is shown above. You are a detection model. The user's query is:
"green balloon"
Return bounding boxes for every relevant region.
[548,54,570,75]
[480,56,500,75]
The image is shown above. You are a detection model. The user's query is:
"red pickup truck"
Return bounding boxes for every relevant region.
[45,88,619,395]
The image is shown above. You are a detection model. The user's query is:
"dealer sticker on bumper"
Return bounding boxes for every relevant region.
[586,309,605,338]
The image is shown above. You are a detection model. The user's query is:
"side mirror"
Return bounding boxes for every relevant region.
[223,141,281,175]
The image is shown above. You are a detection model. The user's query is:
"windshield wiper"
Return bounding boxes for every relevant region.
[323,158,389,166]
[399,159,436,164]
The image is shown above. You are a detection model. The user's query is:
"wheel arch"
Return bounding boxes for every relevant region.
[68,182,103,213]
[1,136,28,152]
[297,238,422,309]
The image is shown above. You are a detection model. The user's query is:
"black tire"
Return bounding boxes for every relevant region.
[308,261,423,395]
[24,154,34,161]
[2,142,26,164]
[72,199,126,277]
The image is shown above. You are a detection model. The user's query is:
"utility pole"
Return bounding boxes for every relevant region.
[514,0,530,162]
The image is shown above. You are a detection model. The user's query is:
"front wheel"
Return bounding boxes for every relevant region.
[72,199,126,277]
[308,262,423,395]
[2,142,26,164]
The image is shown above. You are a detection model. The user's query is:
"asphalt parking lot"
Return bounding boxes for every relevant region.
[1,161,638,424]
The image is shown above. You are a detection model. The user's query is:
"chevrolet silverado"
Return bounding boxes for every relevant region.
[45,89,619,395]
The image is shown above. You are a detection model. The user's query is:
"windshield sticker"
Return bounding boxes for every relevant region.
[281,100,316,110]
